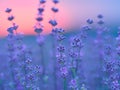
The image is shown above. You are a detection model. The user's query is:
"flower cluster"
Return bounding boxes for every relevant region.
[34,0,46,34]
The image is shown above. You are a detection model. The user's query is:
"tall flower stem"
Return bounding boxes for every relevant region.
[51,35,57,90]
[49,0,60,89]
[34,0,46,89]
[5,8,19,90]
[64,78,67,90]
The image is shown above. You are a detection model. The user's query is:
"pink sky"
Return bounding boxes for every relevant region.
[0,0,71,36]
[0,0,120,36]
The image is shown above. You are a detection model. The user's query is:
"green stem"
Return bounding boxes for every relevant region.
[40,45,46,89]
[72,68,76,78]
[64,78,67,90]
[52,37,57,90]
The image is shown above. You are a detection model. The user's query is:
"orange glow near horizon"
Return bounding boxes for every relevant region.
[0,0,71,36]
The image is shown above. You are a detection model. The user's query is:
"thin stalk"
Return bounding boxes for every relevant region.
[9,61,17,90]
[40,45,45,75]
[76,48,81,74]
[40,44,46,89]
[52,35,57,90]
[63,78,67,90]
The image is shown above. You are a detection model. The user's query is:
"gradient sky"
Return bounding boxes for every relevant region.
[0,0,120,36]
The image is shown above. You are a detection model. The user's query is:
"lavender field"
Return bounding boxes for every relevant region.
[0,0,120,90]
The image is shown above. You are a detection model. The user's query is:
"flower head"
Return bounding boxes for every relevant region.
[69,52,78,58]
[13,24,19,30]
[34,65,43,74]
[69,79,78,89]
[57,34,65,41]
[7,27,14,33]
[38,8,44,14]
[97,20,104,25]
[57,45,65,52]
[5,8,12,13]
[49,20,58,26]
[97,14,103,19]
[36,17,43,22]
[86,19,93,24]
[40,0,46,4]
[53,0,59,4]
[60,67,68,78]
[8,15,14,21]
[25,57,32,64]
[52,7,59,13]
[34,28,43,33]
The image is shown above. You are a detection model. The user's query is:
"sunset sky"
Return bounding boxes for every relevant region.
[0,0,120,36]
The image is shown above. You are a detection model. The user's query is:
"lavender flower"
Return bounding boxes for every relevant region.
[34,65,43,75]
[56,53,66,64]
[86,19,93,24]
[36,16,43,22]
[69,79,78,89]
[5,8,12,13]
[52,7,59,13]
[53,0,59,4]
[40,0,46,4]
[34,0,46,89]
[57,45,65,52]
[60,67,68,78]
[8,16,14,21]
[97,20,104,25]
[38,8,44,14]
[5,8,22,90]
[7,25,19,34]
[7,27,14,34]
[34,28,43,33]
[97,14,103,19]
[49,20,58,26]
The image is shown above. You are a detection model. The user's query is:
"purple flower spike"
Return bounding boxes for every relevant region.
[27,74,34,81]
[35,65,43,74]
[86,19,93,24]
[52,28,58,33]
[82,25,91,31]
[57,45,65,52]
[52,7,59,13]
[5,8,12,13]
[69,52,78,58]
[38,8,44,13]
[34,28,43,33]
[8,16,14,21]
[97,20,104,25]
[60,67,68,78]
[57,28,65,33]
[53,0,59,4]
[40,0,46,4]
[13,25,19,30]
[7,27,14,33]
[69,79,78,89]
[57,35,65,41]
[36,17,43,22]
[97,14,103,19]
[25,57,32,64]
[49,20,58,26]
